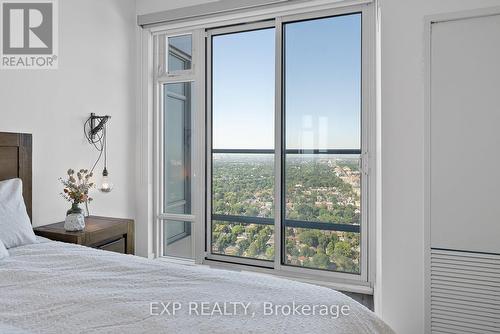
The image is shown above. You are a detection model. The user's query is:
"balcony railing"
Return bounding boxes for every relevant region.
[212,214,360,233]
[212,148,361,154]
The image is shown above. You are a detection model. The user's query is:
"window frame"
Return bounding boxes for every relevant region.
[278,10,368,282]
[153,29,204,260]
[205,5,374,284]
[159,32,195,78]
[147,2,376,290]
[163,82,192,247]
[206,20,277,269]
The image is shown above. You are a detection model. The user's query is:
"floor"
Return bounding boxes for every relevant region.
[339,291,374,311]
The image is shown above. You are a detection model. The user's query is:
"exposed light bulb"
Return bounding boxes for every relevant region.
[99,168,113,193]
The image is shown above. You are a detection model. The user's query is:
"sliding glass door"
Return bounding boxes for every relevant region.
[209,25,276,263]
[282,13,362,274]
[207,10,367,278]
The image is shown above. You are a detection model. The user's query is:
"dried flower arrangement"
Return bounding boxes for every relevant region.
[59,169,94,205]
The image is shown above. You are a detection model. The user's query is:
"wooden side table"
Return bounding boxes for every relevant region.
[34,216,134,254]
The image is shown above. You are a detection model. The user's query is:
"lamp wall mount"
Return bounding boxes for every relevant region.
[88,113,111,140]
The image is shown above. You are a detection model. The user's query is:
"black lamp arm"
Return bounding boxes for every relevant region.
[88,113,111,139]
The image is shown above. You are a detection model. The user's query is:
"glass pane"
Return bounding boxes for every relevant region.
[212,153,274,218]
[164,220,193,259]
[285,154,360,224]
[212,28,275,149]
[210,27,276,264]
[285,228,360,274]
[168,35,192,72]
[283,14,362,274]
[212,221,274,261]
[164,82,192,214]
[284,13,361,150]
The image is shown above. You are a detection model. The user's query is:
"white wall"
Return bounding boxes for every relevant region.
[379,1,500,333]
[0,0,136,227]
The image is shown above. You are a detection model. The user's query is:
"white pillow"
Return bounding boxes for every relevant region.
[0,239,8,260]
[0,240,9,261]
[0,178,37,248]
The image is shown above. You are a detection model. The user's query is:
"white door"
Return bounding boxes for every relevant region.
[427,10,500,334]
[430,12,500,254]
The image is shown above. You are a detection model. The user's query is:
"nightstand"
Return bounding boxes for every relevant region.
[34,216,134,254]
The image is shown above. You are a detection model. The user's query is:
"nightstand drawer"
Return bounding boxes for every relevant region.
[97,238,126,254]
[83,225,127,246]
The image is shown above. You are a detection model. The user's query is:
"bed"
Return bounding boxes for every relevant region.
[0,132,394,334]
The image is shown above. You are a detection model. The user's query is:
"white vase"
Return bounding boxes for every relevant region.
[64,213,85,231]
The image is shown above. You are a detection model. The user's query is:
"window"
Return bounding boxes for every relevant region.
[156,32,196,259]
[210,27,276,262]
[207,12,366,277]
[167,34,192,72]
[150,3,373,286]
[282,14,362,274]
[163,82,193,258]
[164,82,192,217]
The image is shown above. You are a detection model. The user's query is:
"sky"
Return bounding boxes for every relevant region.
[212,13,361,150]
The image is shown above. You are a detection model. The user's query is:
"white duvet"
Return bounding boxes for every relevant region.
[0,240,394,334]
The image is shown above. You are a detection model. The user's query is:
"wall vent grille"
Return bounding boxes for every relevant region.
[431,249,500,333]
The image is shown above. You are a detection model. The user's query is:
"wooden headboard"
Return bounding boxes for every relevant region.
[0,132,32,220]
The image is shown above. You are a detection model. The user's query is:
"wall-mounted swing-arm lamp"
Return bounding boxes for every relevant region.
[84,113,113,195]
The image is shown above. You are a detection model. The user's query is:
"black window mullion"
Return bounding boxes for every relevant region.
[285,149,361,155]
[212,214,274,226]
[212,214,360,233]
[283,219,360,233]
[212,149,361,154]
[212,149,274,154]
